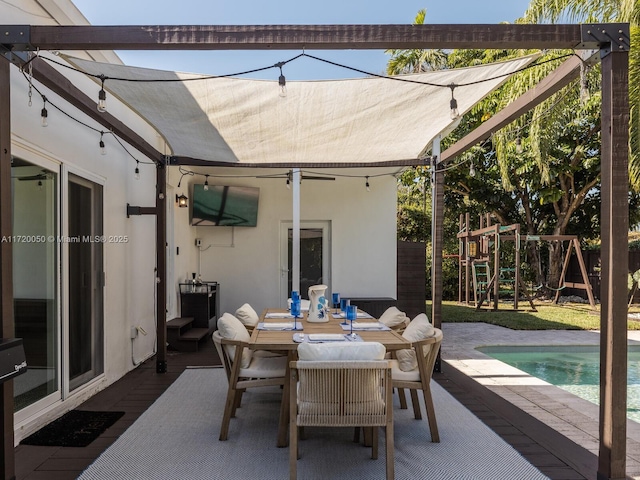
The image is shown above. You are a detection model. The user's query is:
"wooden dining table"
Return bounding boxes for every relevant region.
[249,308,410,447]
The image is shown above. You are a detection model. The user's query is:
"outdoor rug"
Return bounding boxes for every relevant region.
[78,368,549,480]
[21,410,125,447]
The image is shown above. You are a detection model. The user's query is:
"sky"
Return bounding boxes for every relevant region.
[71,0,532,80]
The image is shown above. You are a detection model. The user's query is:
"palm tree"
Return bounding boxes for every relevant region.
[521,0,640,189]
[385,9,448,75]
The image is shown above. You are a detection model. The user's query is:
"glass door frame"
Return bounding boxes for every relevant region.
[279,220,331,308]
[11,148,62,423]
[61,165,106,397]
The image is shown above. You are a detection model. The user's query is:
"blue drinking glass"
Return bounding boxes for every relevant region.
[340,298,350,325]
[290,291,299,311]
[332,293,340,315]
[291,299,301,329]
[347,305,357,337]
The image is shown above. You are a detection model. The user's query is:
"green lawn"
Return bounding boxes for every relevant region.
[432,300,640,330]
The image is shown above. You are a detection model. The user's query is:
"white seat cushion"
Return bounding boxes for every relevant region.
[298,341,386,361]
[378,306,410,329]
[240,354,287,378]
[396,313,435,372]
[217,312,253,368]
[389,359,420,382]
[235,303,260,328]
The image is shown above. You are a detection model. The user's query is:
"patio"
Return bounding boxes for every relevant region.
[13,327,599,480]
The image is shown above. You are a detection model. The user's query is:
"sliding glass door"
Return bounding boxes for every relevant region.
[12,159,59,411]
[67,174,104,391]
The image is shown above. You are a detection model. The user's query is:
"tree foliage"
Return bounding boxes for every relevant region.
[390,3,640,298]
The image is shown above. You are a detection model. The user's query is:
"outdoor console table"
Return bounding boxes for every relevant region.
[250,308,409,447]
[179,281,220,331]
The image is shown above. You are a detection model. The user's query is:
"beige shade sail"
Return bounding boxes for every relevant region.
[65,53,539,166]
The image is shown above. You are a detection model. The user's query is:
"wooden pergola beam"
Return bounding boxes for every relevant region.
[1,23,626,54]
[28,57,164,164]
[170,156,429,168]
[22,24,589,51]
[441,52,589,163]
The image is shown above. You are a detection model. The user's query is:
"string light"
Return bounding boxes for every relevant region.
[275,61,287,97]
[134,161,140,180]
[97,75,107,112]
[469,161,476,177]
[39,50,572,138]
[449,84,460,120]
[286,171,291,189]
[99,131,106,155]
[365,176,370,192]
[516,136,523,154]
[40,96,48,127]
[204,174,209,190]
[37,180,43,190]
[580,62,590,105]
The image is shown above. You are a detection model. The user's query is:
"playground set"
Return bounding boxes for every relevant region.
[456,213,596,311]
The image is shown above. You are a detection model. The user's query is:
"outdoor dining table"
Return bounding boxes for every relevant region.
[249,308,410,447]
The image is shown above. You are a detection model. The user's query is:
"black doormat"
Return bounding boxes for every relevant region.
[20,410,125,447]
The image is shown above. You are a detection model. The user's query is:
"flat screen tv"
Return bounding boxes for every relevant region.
[191,184,259,227]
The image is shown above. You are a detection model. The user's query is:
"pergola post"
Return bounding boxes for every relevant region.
[430,136,443,327]
[598,47,629,480]
[0,57,16,480]
[156,160,167,373]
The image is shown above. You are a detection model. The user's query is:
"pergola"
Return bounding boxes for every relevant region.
[0,23,630,480]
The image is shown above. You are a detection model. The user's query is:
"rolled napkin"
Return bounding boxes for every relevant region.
[308,334,346,341]
[352,322,383,329]
[339,322,391,331]
[259,322,294,330]
[265,312,294,318]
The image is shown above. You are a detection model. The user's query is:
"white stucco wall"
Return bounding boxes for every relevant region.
[5,0,401,444]
[169,168,398,317]
[6,1,167,440]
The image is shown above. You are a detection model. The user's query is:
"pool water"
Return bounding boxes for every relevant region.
[477,345,640,423]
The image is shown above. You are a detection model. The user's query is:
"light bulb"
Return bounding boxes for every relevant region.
[99,136,106,156]
[204,176,209,190]
[134,166,140,180]
[279,74,287,98]
[97,87,107,112]
[580,62,590,105]
[450,98,459,120]
[37,180,43,190]
[365,176,370,192]
[449,84,460,120]
[469,162,476,177]
[516,137,523,154]
[580,82,590,104]
[40,106,48,127]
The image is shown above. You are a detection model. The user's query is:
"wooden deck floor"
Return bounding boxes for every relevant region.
[14,339,591,480]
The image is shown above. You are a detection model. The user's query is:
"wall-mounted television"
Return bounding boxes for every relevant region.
[191,184,259,227]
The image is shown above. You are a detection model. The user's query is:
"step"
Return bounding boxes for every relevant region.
[178,327,210,342]
[167,317,194,329]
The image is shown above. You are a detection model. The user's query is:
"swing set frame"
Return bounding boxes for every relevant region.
[457,213,596,310]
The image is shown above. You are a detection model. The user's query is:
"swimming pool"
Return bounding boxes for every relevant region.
[477,344,640,423]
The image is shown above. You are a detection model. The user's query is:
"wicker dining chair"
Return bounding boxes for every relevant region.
[289,342,394,480]
[390,326,443,442]
[212,329,287,440]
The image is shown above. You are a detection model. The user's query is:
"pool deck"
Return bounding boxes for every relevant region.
[441,322,640,480]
